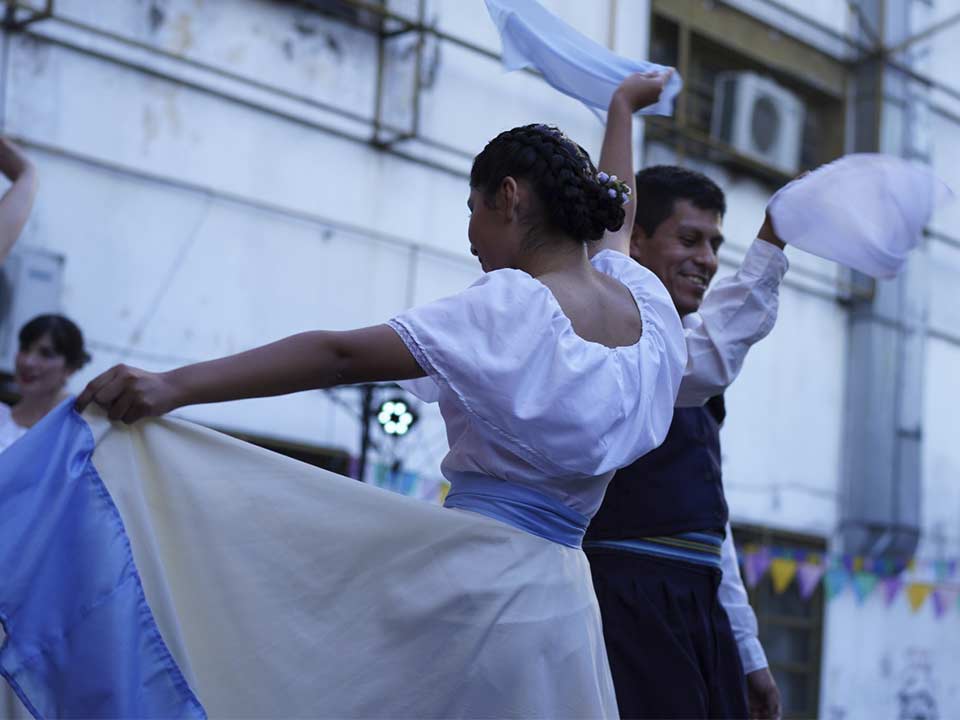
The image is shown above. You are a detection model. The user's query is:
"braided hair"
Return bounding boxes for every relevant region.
[470,124,625,243]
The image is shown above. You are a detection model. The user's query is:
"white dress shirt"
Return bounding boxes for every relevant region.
[678,237,789,674]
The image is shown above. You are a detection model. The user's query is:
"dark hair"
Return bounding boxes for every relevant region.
[470,124,625,242]
[633,165,726,238]
[19,314,91,370]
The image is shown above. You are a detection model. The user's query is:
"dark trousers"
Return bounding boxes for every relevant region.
[587,550,750,719]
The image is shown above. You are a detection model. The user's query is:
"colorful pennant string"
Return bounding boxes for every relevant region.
[735,544,959,617]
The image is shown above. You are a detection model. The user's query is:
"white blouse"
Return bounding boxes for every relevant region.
[0,403,27,453]
[399,239,790,675]
[390,249,687,518]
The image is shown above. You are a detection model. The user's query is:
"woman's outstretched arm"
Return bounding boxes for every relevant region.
[592,71,673,257]
[0,138,38,264]
[76,324,426,423]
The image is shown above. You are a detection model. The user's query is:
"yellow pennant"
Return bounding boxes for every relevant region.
[770,557,798,594]
[906,582,934,612]
[437,480,451,504]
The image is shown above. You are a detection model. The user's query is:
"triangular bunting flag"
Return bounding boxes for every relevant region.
[824,566,848,600]
[906,582,934,612]
[744,547,772,589]
[881,576,904,606]
[770,557,798,594]
[934,560,950,583]
[932,587,960,619]
[796,561,826,599]
[852,572,879,605]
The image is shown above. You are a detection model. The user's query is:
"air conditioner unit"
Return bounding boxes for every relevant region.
[711,71,805,175]
[0,246,64,375]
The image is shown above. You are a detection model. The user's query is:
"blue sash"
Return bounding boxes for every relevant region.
[444,472,588,549]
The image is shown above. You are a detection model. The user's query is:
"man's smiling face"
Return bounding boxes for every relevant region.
[630,198,724,317]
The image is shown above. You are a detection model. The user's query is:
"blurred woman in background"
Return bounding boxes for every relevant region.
[0,314,91,453]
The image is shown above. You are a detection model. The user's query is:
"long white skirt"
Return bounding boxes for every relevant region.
[3,410,617,719]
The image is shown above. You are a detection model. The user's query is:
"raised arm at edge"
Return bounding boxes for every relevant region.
[591,71,673,258]
[591,91,636,257]
[0,162,38,264]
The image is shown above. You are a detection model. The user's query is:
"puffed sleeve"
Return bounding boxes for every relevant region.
[389,255,686,477]
[588,250,688,467]
[675,238,788,407]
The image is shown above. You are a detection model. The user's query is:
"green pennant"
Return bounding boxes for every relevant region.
[852,572,878,604]
[824,566,848,600]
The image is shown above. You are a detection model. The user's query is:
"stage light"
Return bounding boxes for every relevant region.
[377,397,417,437]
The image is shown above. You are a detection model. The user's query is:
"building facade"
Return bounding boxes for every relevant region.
[1,0,958,716]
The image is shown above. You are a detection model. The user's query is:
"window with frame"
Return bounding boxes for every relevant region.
[648,0,847,183]
[733,524,826,720]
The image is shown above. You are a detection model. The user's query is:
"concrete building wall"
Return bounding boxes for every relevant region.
[4,0,625,484]
[3,0,959,717]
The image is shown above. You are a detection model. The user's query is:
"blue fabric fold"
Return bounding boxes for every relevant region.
[484,0,682,116]
[0,399,206,719]
[445,472,588,548]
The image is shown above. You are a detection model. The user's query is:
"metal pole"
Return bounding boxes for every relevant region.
[356,384,375,482]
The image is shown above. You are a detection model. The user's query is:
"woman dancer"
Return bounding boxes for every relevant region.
[76,72,682,718]
[1,314,90,452]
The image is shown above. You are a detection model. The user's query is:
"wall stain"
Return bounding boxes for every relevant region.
[226,45,247,65]
[294,18,319,37]
[172,13,194,54]
[162,87,182,136]
[898,649,939,720]
[148,0,166,33]
[324,33,342,57]
[141,105,159,155]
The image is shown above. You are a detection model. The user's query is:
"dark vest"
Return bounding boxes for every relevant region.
[585,396,728,540]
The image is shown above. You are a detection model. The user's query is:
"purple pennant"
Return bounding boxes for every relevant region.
[796,561,826,599]
[882,575,904,606]
[744,547,772,589]
[932,587,960,619]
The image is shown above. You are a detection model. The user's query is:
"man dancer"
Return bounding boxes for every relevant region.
[585,166,785,719]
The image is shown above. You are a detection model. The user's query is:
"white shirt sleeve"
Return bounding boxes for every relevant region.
[719,523,769,674]
[675,239,789,407]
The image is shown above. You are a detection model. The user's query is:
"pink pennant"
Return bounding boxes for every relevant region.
[932,587,960,618]
[796,561,826,599]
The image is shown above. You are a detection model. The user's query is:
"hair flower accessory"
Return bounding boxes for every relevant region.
[597,170,632,205]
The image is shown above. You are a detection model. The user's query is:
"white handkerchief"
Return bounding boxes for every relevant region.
[484,0,682,116]
[768,154,953,278]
